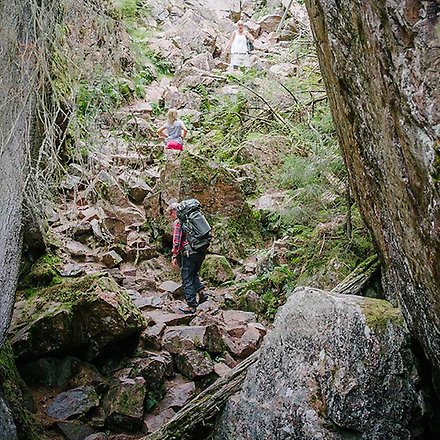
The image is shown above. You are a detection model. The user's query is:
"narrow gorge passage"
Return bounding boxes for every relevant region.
[3,1,332,439]
[3,1,437,440]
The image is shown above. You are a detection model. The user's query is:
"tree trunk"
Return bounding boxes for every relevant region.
[331,255,380,296]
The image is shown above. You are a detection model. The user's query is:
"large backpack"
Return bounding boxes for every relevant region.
[176,199,212,252]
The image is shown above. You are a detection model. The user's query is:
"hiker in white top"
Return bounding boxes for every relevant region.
[226,20,254,70]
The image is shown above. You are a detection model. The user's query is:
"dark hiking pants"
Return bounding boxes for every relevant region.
[181,251,206,307]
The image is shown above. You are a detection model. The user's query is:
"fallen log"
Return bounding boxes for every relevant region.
[145,351,259,440]
[331,254,380,296]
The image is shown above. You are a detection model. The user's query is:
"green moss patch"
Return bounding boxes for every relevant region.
[0,343,45,439]
[11,274,145,360]
[19,253,60,290]
[360,298,404,332]
[200,255,234,285]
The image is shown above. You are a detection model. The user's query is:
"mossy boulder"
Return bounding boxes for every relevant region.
[200,255,234,284]
[10,275,146,361]
[19,253,60,289]
[360,297,404,332]
[145,152,264,260]
[160,152,246,217]
[0,342,45,440]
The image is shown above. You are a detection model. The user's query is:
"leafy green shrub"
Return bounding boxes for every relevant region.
[142,48,174,76]
[110,0,151,19]
[76,76,137,117]
[132,68,155,97]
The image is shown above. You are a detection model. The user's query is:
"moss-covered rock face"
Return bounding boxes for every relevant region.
[218,288,423,439]
[209,212,263,261]
[200,255,234,285]
[360,297,404,332]
[10,275,146,361]
[0,342,45,440]
[160,152,246,217]
[19,253,60,291]
[148,152,264,259]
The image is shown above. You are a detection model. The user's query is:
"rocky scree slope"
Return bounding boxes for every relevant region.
[0,1,314,439]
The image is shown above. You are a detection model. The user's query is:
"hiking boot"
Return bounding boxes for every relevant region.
[198,291,209,304]
[179,305,197,314]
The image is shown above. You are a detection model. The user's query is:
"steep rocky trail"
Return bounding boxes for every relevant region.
[2,0,438,439]
[4,1,314,439]
[11,104,270,438]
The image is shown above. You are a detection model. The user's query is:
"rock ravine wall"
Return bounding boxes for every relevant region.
[304,0,440,382]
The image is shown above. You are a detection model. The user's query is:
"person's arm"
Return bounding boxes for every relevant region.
[245,31,255,42]
[157,123,167,139]
[225,31,235,51]
[172,220,183,259]
[181,121,188,140]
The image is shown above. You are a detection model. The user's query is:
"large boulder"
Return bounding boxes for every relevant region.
[159,153,246,217]
[162,325,225,354]
[200,255,234,284]
[217,288,424,439]
[47,386,99,421]
[303,0,440,383]
[156,153,263,260]
[10,275,146,361]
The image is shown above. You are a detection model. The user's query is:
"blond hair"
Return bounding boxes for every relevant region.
[167,108,179,125]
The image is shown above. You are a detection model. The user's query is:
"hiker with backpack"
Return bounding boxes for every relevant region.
[168,199,212,314]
